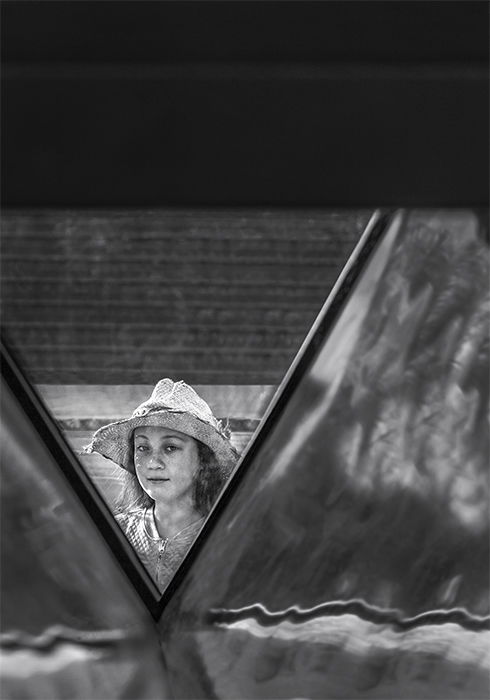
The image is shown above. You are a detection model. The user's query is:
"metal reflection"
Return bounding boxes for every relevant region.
[0,377,169,699]
[158,210,489,699]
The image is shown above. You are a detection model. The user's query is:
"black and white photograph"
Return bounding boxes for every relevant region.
[1,2,489,699]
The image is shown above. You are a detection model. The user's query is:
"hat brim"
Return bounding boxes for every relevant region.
[84,409,238,473]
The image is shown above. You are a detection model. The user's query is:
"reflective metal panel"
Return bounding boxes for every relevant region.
[0,377,169,699]
[158,210,489,699]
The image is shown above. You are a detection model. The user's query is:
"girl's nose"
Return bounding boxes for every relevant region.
[149,453,166,468]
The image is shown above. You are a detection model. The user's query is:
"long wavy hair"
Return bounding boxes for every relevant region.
[113,439,232,517]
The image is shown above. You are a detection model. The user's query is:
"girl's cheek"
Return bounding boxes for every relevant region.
[134,453,146,470]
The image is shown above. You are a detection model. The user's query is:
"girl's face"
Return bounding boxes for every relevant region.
[133,426,200,505]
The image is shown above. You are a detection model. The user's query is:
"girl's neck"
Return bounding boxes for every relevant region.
[153,499,203,540]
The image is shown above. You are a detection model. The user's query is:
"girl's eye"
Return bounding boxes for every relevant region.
[165,445,179,453]
[136,444,149,452]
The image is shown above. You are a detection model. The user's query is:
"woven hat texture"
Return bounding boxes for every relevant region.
[84,378,238,473]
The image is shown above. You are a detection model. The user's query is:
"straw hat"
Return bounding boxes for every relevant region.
[84,378,238,473]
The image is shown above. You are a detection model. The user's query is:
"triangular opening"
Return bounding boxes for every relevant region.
[1,209,368,597]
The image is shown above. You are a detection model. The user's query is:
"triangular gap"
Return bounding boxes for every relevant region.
[1,208,370,595]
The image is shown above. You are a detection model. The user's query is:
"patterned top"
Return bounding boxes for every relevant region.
[116,506,205,592]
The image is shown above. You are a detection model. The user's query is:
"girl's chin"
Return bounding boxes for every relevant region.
[145,487,174,500]
[147,489,194,506]
[140,480,173,497]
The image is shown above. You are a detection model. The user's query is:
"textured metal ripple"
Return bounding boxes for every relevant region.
[209,601,490,632]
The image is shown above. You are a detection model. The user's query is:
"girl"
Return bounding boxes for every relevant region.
[85,378,238,591]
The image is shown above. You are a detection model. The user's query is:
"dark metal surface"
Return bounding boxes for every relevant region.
[157,210,489,698]
[1,340,162,613]
[0,371,169,698]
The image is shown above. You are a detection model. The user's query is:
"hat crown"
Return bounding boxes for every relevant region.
[84,376,238,471]
[132,378,218,429]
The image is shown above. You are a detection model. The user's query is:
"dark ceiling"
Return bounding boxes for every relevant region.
[3,2,488,65]
[2,1,488,207]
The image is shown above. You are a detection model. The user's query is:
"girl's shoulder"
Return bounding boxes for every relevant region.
[115,506,146,524]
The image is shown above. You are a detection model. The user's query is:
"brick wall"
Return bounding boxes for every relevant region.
[2,209,369,385]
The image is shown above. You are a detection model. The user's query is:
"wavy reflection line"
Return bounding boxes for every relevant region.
[0,626,128,651]
[208,601,490,632]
